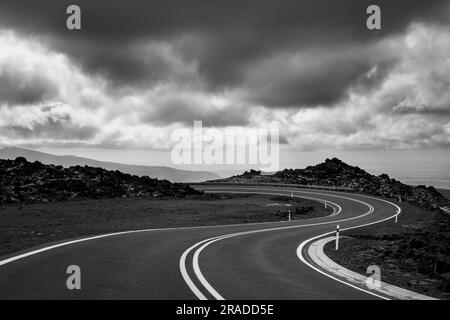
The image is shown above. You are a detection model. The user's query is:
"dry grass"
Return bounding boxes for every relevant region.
[0,193,331,257]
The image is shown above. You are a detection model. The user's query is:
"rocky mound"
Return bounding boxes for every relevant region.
[0,157,201,205]
[214,158,448,210]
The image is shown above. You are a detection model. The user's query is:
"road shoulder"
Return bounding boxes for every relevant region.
[307,236,437,300]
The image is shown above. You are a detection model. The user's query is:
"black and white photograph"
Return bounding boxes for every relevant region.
[0,0,449,309]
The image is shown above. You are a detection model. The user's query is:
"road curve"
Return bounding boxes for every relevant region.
[0,186,399,299]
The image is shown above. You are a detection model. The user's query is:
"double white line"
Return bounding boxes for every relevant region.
[179,188,384,300]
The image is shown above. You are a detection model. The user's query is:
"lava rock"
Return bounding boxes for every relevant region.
[212,157,448,210]
[0,157,201,205]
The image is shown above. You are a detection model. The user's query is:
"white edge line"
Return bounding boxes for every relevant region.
[308,236,437,300]
[0,186,401,301]
[296,197,401,300]
[0,188,339,267]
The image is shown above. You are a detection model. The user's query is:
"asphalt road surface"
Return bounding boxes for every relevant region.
[0,186,400,299]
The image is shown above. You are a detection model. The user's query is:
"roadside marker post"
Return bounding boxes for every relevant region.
[335,225,340,250]
[290,192,293,198]
[288,209,291,222]
[324,201,327,209]
[395,214,398,223]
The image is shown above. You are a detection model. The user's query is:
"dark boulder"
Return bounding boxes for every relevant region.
[14,157,28,164]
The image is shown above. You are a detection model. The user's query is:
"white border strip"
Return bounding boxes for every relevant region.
[307,237,437,300]
[296,194,401,300]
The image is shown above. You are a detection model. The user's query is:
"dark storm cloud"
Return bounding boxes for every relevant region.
[144,97,250,127]
[0,0,449,107]
[0,68,58,105]
[1,114,98,140]
[240,47,398,108]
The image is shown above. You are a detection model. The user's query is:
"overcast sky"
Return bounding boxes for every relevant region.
[0,0,449,174]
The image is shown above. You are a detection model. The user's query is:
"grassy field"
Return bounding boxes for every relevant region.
[0,193,332,257]
[324,201,450,299]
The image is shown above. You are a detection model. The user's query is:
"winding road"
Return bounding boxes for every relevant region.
[0,185,400,299]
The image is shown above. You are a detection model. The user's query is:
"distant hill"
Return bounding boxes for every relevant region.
[0,157,201,204]
[213,157,449,210]
[0,147,220,183]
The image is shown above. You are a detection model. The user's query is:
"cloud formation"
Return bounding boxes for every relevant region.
[0,1,449,151]
[0,0,448,91]
[274,24,450,150]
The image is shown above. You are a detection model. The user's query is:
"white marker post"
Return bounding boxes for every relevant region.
[395,214,398,223]
[288,209,291,222]
[290,191,293,199]
[324,201,327,209]
[335,225,340,250]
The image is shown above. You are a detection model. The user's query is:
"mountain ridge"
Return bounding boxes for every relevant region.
[0,147,220,183]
